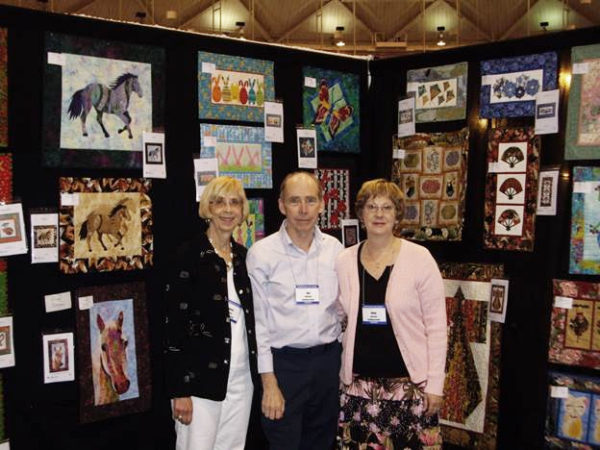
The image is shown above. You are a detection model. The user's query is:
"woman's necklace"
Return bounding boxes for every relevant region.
[208,236,233,269]
[364,239,397,270]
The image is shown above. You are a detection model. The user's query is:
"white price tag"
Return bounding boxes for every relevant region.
[0,440,9,450]
[304,77,317,88]
[572,62,589,74]
[203,136,217,147]
[78,296,94,310]
[47,52,65,66]
[554,296,573,309]
[44,292,72,313]
[488,162,500,173]
[393,149,406,159]
[60,193,79,206]
[201,62,216,74]
[573,182,593,194]
[550,386,569,398]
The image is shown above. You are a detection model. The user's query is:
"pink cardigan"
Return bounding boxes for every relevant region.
[335,239,448,396]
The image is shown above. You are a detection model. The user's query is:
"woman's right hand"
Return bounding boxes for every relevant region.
[173,397,193,425]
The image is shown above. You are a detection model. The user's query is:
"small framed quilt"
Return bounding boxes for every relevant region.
[75,281,151,423]
[483,127,540,251]
[550,279,600,370]
[42,32,165,168]
[565,44,600,160]
[439,262,504,450]
[59,178,153,274]
[302,66,360,153]
[406,62,468,122]
[546,372,600,449]
[314,168,350,230]
[233,198,265,248]
[480,52,557,118]
[0,28,7,147]
[197,51,274,122]
[569,167,600,274]
[391,128,469,241]
[200,124,272,189]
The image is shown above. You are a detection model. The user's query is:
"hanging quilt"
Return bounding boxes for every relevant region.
[59,178,153,274]
[0,28,7,147]
[75,281,151,423]
[42,32,165,168]
[197,51,274,122]
[480,52,557,118]
[314,168,350,230]
[200,124,272,189]
[302,66,360,153]
[391,128,469,241]
[546,372,600,449]
[565,44,600,160]
[549,279,600,370]
[569,167,600,274]
[233,198,265,248]
[406,61,468,122]
[483,127,540,251]
[439,262,503,450]
[0,259,6,440]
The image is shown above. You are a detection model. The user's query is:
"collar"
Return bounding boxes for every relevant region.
[279,219,322,252]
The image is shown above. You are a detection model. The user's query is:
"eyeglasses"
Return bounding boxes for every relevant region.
[364,203,395,214]
[210,196,242,209]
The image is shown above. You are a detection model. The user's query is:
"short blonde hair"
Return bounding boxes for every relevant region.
[198,176,249,223]
[355,179,404,229]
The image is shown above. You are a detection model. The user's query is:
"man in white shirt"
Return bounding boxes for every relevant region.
[246,171,344,450]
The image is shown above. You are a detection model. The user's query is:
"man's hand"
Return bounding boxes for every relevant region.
[261,373,285,420]
[424,393,443,416]
[173,397,193,425]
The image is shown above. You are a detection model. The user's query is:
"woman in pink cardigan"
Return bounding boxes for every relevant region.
[335,179,447,450]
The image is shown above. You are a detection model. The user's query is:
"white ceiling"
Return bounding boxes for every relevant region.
[1,0,599,56]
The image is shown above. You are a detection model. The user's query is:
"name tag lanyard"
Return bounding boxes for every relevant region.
[285,244,320,305]
[361,266,388,325]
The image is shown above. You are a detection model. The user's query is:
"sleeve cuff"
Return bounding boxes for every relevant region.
[257,352,274,373]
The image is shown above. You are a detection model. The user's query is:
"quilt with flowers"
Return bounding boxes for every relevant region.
[314,168,349,230]
[439,262,503,450]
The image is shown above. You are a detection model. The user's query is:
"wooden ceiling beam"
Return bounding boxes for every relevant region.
[389,0,443,41]
[179,0,216,29]
[238,0,274,41]
[499,0,541,39]
[337,0,381,33]
[275,0,333,43]
[441,0,492,40]
[65,0,98,14]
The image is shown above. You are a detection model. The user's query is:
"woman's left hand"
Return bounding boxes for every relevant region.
[425,393,443,416]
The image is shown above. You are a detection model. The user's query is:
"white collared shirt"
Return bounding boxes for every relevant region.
[246,221,344,373]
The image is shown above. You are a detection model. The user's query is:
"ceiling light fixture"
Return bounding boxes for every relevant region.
[334,26,345,47]
[436,26,446,47]
[235,21,246,40]
[540,21,549,31]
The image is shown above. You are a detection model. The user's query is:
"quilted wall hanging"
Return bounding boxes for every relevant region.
[391,128,469,241]
[546,372,600,448]
[0,28,7,147]
[197,51,274,122]
[75,281,151,423]
[406,61,468,122]
[0,260,7,440]
[233,198,265,248]
[480,51,557,118]
[439,262,503,450]
[59,178,153,274]
[550,279,600,370]
[483,127,540,251]
[42,32,165,168]
[565,44,600,160]
[569,167,600,274]
[200,124,272,189]
[302,66,360,153]
[314,168,350,230]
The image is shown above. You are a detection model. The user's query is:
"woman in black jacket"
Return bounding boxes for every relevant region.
[164,176,258,450]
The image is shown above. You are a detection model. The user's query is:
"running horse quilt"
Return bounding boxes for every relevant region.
[42,32,165,168]
[391,129,469,241]
[59,177,153,274]
[302,66,360,153]
[76,281,150,423]
[197,51,274,123]
[569,167,600,274]
[439,262,503,450]
[483,127,540,251]
[565,44,600,160]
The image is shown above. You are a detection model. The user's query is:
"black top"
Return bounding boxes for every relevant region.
[353,242,409,378]
[164,231,258,400]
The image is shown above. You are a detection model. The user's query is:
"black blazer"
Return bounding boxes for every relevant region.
[164,231,258,400]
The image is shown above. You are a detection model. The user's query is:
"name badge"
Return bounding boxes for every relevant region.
[228,300,242,323]
[362,305,387,325]
[295,284,319,305]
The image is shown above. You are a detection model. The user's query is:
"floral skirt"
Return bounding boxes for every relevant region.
[337,376,442,450]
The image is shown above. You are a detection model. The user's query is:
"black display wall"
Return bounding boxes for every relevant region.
[0,4,370,450]
[369,26,600,450]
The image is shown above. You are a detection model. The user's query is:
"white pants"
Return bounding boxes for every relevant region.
[174,363,253,450]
